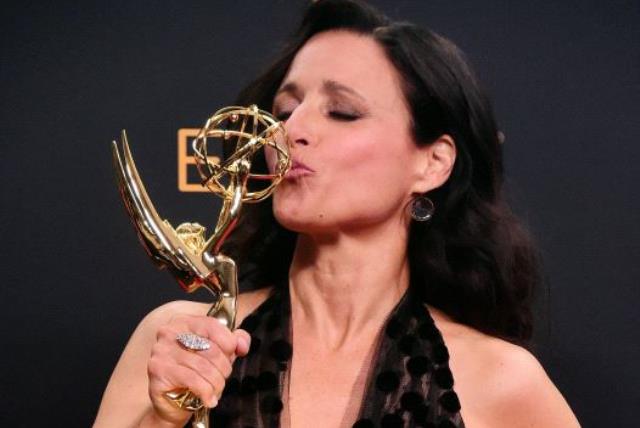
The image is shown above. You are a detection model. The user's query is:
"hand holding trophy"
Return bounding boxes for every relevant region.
[111,105,290,428]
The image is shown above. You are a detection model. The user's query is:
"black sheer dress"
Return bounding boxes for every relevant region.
[208,285,465,428]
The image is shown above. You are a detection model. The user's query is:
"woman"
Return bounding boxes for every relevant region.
[96,1,579,427]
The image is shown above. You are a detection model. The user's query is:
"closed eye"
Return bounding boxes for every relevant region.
[329,111,360,121]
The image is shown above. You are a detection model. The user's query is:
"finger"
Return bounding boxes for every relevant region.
[174,315,238,357]
[174,354,226,403]
[148,355,218,408]
[173,342,234,380]
[155,334,234,381]
[155,324,235,379]
[233,329,251,357]
[156,323,178,342]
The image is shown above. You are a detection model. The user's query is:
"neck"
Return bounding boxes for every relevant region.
[288,223,410,351]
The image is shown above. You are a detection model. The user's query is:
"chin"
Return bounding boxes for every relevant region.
[273,207,310,233]
[272,203,328,235]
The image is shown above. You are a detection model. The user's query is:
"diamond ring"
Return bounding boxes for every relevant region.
[176,332,211,351]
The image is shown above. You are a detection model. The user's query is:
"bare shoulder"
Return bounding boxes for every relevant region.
[427,306,580,428]
[237,287,273,324]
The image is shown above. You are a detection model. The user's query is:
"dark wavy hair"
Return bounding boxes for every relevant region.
[222,0,540,346]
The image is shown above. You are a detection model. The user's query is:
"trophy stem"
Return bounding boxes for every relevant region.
[187,161,249,428]
[204,160,250,255]
[192,407,209,428]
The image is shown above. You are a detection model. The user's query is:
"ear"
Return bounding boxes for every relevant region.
[411,134,457,194]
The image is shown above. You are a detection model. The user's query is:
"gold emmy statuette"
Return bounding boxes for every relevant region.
[111,105,290,428]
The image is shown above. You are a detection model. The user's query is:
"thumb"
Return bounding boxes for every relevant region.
[233,329,251,357]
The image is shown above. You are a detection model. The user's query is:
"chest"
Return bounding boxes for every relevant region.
[284,349,374,428]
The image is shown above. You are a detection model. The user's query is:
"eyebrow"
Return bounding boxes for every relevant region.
[322,79,366,102]
[275,79,366,102]
[275,82,301,99]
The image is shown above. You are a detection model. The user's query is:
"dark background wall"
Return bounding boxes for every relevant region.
[1,1,638,426]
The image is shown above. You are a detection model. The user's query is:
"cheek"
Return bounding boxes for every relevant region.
[331,130,411,184]
[271,126,417,229]
[334,131,418,206]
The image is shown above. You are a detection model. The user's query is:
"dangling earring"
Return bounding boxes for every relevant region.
[410,196,435,222]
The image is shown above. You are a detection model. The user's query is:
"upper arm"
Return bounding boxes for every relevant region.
[486,344,580,428]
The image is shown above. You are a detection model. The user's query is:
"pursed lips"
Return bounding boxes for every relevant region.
[285,159,314,179]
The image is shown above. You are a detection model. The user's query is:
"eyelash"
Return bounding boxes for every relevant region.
[274,109,360,122]
[329,110,360,121]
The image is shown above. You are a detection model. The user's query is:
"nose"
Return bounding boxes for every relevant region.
[282,103,313,148]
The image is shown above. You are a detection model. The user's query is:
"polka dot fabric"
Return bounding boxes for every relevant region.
[209,287,465,427]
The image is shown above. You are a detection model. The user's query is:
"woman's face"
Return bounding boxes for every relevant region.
[270,30,428,235]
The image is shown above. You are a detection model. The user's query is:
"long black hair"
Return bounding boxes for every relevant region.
[222,0,540,346]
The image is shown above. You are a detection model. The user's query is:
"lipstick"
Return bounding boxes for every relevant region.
[285,159,314,179]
